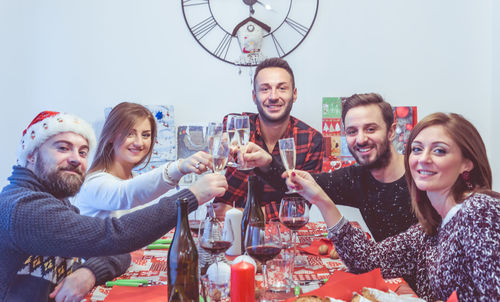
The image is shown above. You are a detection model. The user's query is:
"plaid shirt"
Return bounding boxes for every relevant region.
[214,112,324,220]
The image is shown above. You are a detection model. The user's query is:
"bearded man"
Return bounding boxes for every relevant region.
[213,57,324,220]
[0,111,227,301]
[248,93,417,242]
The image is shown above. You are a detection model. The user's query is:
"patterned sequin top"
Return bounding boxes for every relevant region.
[330,192,500,301]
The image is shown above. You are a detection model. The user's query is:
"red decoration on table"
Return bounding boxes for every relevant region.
[300,239,335,257]
[446,291,458,302]
[230,261,255,302]
[286,268,389,301]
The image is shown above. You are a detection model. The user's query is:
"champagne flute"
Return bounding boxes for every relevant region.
[245,221,282,300]
[235,115,252,171]
[279,137,297,194]
[226,115,240,168]
[206,122,223,172]
[279,196,309,267]
[211,132,230,174]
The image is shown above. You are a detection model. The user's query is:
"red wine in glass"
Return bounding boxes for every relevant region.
[200,240,232,256]
[280,217,308,231]
[246,245,282,263]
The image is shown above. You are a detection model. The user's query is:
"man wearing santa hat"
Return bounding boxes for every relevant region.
[0,111,227,301]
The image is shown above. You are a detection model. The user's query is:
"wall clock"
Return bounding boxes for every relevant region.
[181,0,319,66]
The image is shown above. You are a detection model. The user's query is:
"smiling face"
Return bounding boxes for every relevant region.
[344,104,394,170]
[408,125,472,195]
[30,132,89,198]
[253,67,297,124]
[112,117,152,171]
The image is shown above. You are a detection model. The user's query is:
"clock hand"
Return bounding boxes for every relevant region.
[256,0,273,11]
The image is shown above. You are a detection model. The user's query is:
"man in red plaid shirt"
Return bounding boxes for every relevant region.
[213,58,323,221]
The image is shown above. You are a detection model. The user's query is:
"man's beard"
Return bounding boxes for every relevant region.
[255,97,294,124]
[349,139,392,171]
[34,155,85,199]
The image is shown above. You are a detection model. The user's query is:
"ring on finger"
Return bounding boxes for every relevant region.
[195,162,201,169]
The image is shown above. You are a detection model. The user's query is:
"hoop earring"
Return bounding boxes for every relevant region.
[461,171,473,190]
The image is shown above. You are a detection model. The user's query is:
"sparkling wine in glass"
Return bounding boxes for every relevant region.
[206,122,223,172]
[245,221,282,300]
[279,196,309,268]
[279,137,297,194]
[235,115,252,171]
[226,115,239,168]
[211,132,230,174]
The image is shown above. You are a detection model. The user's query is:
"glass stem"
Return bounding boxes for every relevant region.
[293,230,298,265]
[262,262,268,293]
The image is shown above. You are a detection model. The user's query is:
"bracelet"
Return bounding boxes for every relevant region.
[327,216,348,240]
[163,161,180,189]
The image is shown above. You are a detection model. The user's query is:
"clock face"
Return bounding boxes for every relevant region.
[181,0,319,66]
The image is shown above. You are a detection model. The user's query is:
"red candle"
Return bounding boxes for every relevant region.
[230,261,255,302]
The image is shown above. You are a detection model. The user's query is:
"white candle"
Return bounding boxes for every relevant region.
[224,207,243,256]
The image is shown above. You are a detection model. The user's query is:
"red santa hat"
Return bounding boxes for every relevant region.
[17,111,96,166]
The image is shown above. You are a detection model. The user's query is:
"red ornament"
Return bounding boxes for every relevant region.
[395,107,409,118]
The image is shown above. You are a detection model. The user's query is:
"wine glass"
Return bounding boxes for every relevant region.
[199,215,234,274]
[210,132,230,174]
[235,115,252,171]
[206,122,223,172]
[225,115,240,168]
[245,221,282,300]
[279,196,309,267]
[279,137,297,194]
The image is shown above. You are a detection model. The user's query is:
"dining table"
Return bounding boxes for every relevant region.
[82,221,413,302]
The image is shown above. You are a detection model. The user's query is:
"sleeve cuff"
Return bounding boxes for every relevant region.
[162,161,183,185]
[327,216,348,240]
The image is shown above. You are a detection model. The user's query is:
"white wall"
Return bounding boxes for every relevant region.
[0,0,497,193]
[492,1,500,189]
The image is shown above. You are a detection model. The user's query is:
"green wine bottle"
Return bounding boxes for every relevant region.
[241,175,265,252]
[167,198,199,301]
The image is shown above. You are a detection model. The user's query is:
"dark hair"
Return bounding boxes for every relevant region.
[88,102,157,174]
[253,57,295,90]
[404,112,495,235]
[341,93,394,131]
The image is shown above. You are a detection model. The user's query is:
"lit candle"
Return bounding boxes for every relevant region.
[230,261,255,302]
[224,207,243,256]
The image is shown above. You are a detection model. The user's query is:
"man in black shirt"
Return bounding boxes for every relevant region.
[253,93,417,241]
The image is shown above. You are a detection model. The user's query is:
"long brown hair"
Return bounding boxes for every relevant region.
[88,102,157,174]
[404,112,494,235]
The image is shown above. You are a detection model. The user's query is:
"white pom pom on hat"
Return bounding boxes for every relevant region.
[17,111,96,166]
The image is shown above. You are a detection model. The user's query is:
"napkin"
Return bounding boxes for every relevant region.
[287,268,389,301]
[300,239,335,257]
[103,285,167,302]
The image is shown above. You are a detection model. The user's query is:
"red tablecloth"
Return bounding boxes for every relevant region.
[83,222,406,301]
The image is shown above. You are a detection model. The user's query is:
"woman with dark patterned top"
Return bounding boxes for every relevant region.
[286,112,500,301]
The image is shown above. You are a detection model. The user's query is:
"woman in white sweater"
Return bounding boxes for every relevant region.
[73,102,213,218]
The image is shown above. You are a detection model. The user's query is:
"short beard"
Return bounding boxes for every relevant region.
[255,97,294,124]
[350,139,392,171]
[34,155,84,199]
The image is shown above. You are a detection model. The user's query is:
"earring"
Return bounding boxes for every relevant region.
[461,171,473,190]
